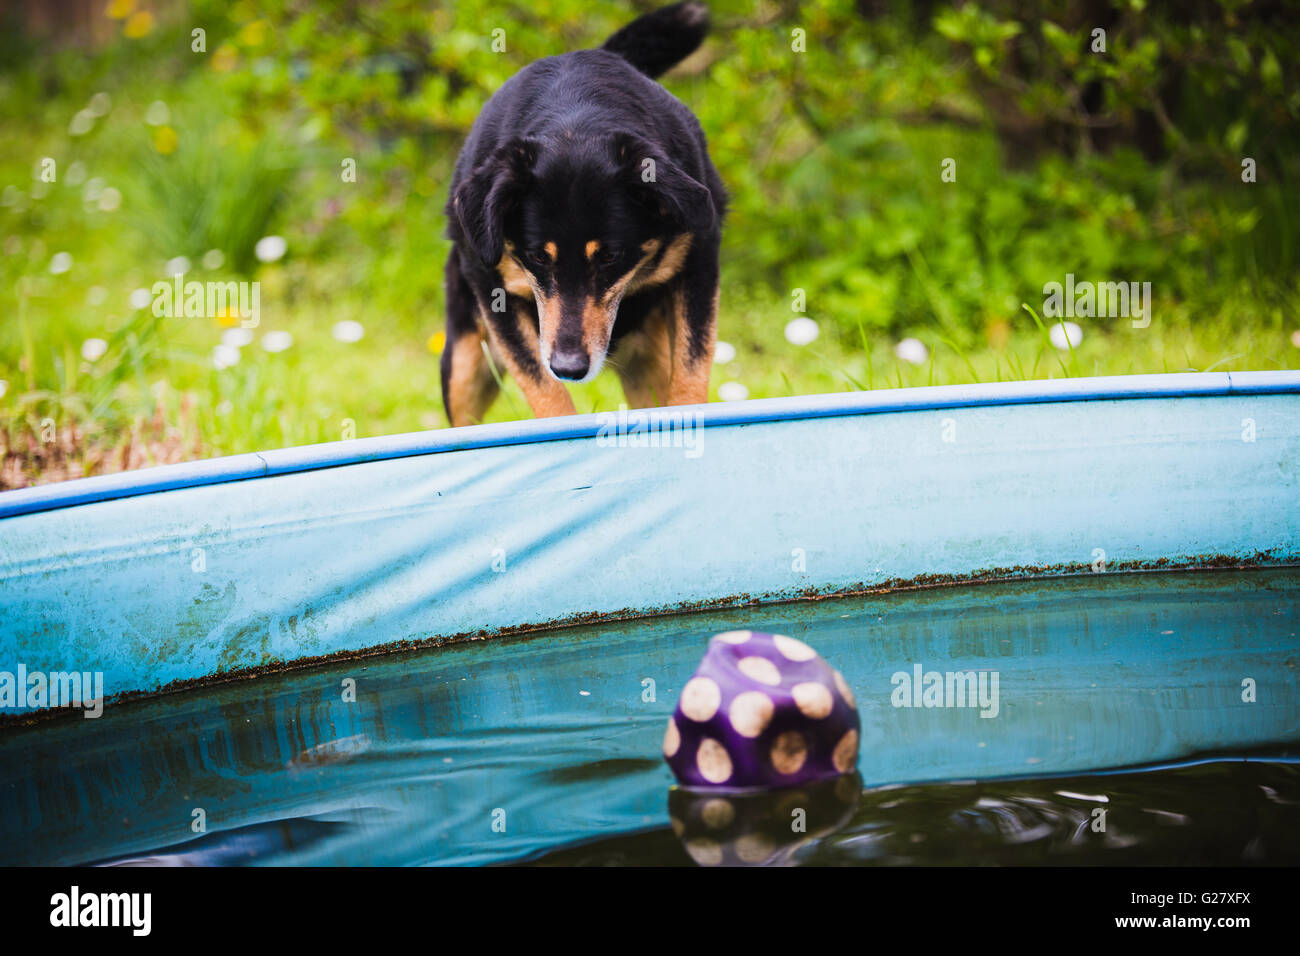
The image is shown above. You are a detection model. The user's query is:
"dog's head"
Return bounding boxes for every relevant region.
[453,132,716,382]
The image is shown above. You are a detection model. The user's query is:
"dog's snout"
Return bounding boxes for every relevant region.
[548,348,590,381]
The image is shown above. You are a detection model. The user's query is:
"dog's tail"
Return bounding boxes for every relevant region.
[602,1,710,79]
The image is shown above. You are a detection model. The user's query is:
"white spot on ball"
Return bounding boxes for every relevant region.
[663,717,681,758]
[770,730,808,775]
[713,630,752,645]
[773,634,817,661]
[792,682,833,719]
[728,690,775,738]
[680,676,722,722]
[737,656,782,687]
[696,738,733,784]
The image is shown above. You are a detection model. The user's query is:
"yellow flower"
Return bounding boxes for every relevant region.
[211,44,238,73]
[123,10,154,37]
[105,0,135,20]
[427,331,446,354]
[237,19,268,47]
[152,125,178,154]
[216,310,240,328]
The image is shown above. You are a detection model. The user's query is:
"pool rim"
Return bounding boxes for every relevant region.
[2,370,1297,520]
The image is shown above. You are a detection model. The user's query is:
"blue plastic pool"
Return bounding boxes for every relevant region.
[1,372,1298,865]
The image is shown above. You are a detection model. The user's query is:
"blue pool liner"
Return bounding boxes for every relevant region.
[1,371,1298,714]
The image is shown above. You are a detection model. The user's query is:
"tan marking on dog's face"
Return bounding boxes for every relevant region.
[628,233,694,295]
[478,304,576,419]
[496,247,534,298]
[544,241,557,262]
[533,286,561,365]
[537,242,664,382]
[514,268,561,372]
[599,243,662,308]
[577,296,619,362]
[501,240,557,349]
[585,240,600,260]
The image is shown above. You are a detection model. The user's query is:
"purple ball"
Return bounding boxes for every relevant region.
[663,630,860,790]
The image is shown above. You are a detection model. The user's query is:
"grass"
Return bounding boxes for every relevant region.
[2,205,1294,489]
[2,13,1297,489]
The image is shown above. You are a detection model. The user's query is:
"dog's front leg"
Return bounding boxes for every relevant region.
[482,301,576,419]
[666,244,719,406]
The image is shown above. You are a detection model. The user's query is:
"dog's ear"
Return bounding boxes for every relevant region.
[453,137,540,266]
[612,132,716,236]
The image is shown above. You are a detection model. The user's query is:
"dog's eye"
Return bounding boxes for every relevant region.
[524,249,551,268]
[597,247,621,266]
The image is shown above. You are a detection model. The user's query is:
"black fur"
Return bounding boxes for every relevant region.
[442,1,727,413]
[602,0,712,78]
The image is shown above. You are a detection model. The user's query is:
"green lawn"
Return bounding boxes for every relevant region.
[2,2,1296,487]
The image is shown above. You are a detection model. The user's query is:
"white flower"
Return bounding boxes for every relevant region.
[68,110,94,137]
[261,330,293,353]
[895,337,929,365]
[1290,330,1300,349]
[714,340,736,364]
[87,92,112,117]
[98,187,121,212]
[144,100,170,126]
[202,249,225,270]
[212,344,241,370]
[81,338,108,361]
[1049,321,1083,350]
[718,381,749,402]
[332,320,364,343]
[0,380,7,399]
[222,328,254,348]
[129,287,153,310]
[65,161,87,186]
[48,252,72,275]
[254,235,287,263]
[86,286,107,306]
[164,256,191,277]
[82,177,104,203]
[784,316,819,346]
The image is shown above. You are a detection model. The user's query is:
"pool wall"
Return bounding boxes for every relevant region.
[4,570,1295,865]
[1,371,1298,715]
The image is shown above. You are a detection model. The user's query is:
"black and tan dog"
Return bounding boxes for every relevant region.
[442,1,727,426]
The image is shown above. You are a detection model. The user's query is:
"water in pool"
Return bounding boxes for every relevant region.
[2,568,1297,866]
